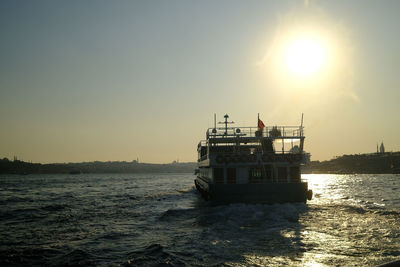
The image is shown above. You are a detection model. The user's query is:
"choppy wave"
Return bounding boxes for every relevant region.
[0,173,399,266]
[124,244,188,267]
[145,186,196,201]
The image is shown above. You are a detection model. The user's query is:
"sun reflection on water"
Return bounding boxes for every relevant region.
[235,174,400,266]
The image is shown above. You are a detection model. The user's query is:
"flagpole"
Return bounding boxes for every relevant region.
[300,113,304,136]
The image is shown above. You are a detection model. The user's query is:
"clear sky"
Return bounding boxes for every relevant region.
[1,0,399,163]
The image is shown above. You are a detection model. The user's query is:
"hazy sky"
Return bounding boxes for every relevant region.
[1,0,399,163]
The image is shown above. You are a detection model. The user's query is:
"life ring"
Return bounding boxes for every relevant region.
[234,155,241,162]
[216,154,224,164]
[249,154,257,162]
[231,155,239,163]
[268,155,275,162]
[262,154,269,162]
[270,154,276,162]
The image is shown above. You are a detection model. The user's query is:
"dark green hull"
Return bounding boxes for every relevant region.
[195,177,311,204]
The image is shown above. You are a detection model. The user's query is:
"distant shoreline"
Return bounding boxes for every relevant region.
[2,151,400,175]
[303,152,400,174]
[0,159,197,174]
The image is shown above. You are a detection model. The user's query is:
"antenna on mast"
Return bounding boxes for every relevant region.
[218,114,234,136]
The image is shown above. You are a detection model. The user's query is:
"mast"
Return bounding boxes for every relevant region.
[300,113,304,152]
[300,113,304,137]
[218,114,234,136]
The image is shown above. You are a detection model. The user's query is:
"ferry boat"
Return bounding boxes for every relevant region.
[194,114,313,204]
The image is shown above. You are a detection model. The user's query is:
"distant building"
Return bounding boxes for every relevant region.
[380,142,385,154]
[303,152,311,164]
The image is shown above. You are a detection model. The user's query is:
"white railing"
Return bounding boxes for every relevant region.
[206,126,304,139]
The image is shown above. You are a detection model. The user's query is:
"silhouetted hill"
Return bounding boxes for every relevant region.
[0,158,197,174]
[304,152,400,174]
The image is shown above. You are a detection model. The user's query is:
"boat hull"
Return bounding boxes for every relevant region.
[195,177,310,204]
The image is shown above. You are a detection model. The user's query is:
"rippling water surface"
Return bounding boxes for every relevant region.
[0,173,399,266]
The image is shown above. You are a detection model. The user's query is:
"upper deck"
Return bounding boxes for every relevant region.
[205,125,304,144]
[197,114,306,164]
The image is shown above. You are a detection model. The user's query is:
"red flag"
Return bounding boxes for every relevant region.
[258,118,265,130]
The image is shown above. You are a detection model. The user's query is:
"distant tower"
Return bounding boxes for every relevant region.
[380,142,385,154]
[376,143,379,153]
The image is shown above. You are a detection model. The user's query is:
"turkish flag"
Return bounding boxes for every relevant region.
[258,118,265,130]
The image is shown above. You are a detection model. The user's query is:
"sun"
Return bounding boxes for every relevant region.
[284,36,326,76]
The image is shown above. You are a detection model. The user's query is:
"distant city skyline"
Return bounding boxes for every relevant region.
[1,0,400,163]
[3,140,393,164]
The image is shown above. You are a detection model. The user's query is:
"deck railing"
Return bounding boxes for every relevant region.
[206,126,304,139]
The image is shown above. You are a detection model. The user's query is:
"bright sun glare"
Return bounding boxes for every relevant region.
[284,37,326,76]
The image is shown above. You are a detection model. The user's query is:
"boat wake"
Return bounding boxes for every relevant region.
[145,186,196,201]
[124,244,188,267]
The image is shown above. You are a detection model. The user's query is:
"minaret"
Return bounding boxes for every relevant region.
[380,142,385,154]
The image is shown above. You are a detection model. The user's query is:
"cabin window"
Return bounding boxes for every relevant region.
[263,165,273,181]
[290,166,300,182]
[200,168,209,178]
[227,168,236,184]
[277,167,287,182]
[249,167,262,183]
[200,146,207,160]
[213,168,224,184]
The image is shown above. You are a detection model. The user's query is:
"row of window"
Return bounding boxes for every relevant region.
[199,168,210,178]
[213,166,300,184]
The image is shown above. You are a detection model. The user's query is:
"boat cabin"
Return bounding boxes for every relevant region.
[197,114,305,185]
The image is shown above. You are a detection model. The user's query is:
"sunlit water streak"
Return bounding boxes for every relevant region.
[0,173,399,266]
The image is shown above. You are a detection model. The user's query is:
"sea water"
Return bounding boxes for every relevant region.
[0,173,399,266]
